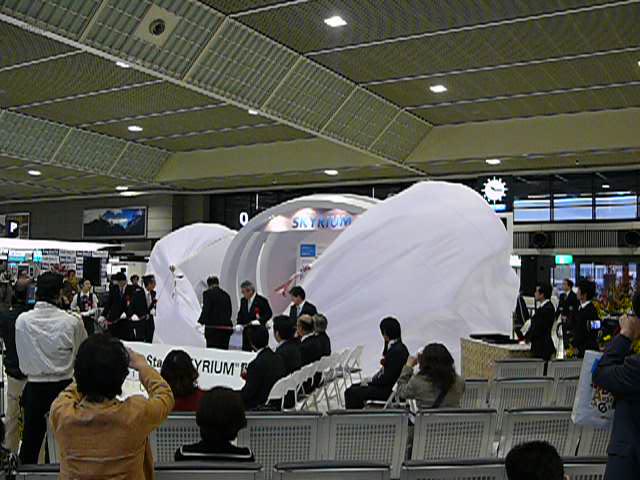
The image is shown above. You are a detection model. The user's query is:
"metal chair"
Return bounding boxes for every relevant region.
[411,409,497,461]
[274,461,391,480]
[562,457,607,480]
[150,413,201,464]
[266,373,296,410]
[323,409,409,479]
[547,360,583,379]
[155,462,264,480]
[489,377,554,430]
[15,465,60,479]
[577,425,612,457]
[552,376,579,408]
[237,412,323,480]
[460,379,489,409]
[498,408,580,457]
[400,459,506,480]
[344,345,364,386]
[494,359,545,379]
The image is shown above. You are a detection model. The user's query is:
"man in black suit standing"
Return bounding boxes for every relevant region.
[524,283,556,361]
[288,286,317,322]
[273,315,302,375]
[240,326,286,410]
[237,280,272,352]
[198,276,233,350]
[129,275,156,343]
[124,274,142,299]
[593,300,640,480]
[344,317,409,409]
[101,272,131,341]
[558,278,578,347]
[572,279,600,358]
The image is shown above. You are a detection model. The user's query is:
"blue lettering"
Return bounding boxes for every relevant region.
[292,217,299,228]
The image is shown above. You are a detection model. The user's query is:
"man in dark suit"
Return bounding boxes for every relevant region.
[296,315,322,367]
[273,315,302,375]
[129,275,156,343]
[198,276,233,350]
[593,303,640,480]
[313,314,331,358]
[124,274,142,299]
[524,283,556,361]
[558,278,578,347]
[572,279,600,358]
[102,272,131,341]
[288,286,317,322]
[240,326,286,410]
[344,317,409,409]
[237,280,272,352]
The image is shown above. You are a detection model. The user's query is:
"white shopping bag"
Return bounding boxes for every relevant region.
[571,350,615,428]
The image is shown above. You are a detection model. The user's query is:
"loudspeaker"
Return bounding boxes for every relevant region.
[529,231,554,249]
[619,230,640,248]
[82,257,102,286]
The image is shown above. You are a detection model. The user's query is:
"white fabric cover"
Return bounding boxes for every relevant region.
[301,181,519,374]
[146,223,236,346]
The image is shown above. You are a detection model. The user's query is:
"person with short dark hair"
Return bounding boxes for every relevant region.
[505,441,567,480]
[273,315,301,375]
[397,343,465,410]
[288,286,317,322]
[344,317,409,409]
[572,279,600,358]
[70,278,99,336]
[176,387,254,462]
[240,326,286,410]
[102,272,132,341]
[130,274,157,343]
[237,281,273,351]
[51,335,174,479]
[198,276,233,350]
[124,274,142,298]
[161,350,205,412]
[16,272,87,464]
[557,278,578,348]
[524,284,557,361]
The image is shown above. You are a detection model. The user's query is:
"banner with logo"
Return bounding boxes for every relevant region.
[122,341,255,398]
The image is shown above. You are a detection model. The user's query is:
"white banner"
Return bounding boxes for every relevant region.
[122,341,255,398]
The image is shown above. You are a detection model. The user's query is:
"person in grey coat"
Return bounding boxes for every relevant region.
[397,343,465,410]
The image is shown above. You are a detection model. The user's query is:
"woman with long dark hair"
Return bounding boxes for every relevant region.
[161,350,205,411]
[397,343,465,410]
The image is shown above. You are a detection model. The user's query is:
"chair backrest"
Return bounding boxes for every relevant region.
[16,465,60,480]
[150,413,201,464]
[237,412,323,480]
[347,346,364,370]
[273,461,391,480]
[324,410,408,479]
[460,379,489,409]
[547,360,583,379]
[155,462,264,480]
[494,359,545,379]
[577,426,613,457]
[411,409,496,461]
[563,457,607,480]
[267,374,294,403]
[400,460,506,480]
[499,408,580,458]
[553,376,579,408]
[489,377,554,428]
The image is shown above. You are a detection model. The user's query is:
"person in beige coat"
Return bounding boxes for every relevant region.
[51,334,174,479]
[397,343,465,410]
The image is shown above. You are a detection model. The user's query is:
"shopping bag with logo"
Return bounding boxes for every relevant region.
[571,350,615,428]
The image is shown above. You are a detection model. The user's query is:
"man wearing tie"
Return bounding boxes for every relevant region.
[524,283,557,361]
[130,275,156,343]
[237,281,272,352]
[198,276,233,350]
[101,272,131,341]
[572,279,600,358]
[288,286,317,322]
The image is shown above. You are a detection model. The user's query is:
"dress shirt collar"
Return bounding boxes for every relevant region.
[580,301,591,309]
[540,299,550,308]
[301,332,314,342]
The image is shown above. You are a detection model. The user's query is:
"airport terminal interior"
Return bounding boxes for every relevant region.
[0,1,639,479]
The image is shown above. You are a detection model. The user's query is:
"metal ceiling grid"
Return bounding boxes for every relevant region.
[0,109,69,161]
[53,128,127,171]
[198,1,286,15]
[370,111,431,162]
[310,2,640,83]
[117,142,171,179]
[0,51,153,108]
[0,20,76,68]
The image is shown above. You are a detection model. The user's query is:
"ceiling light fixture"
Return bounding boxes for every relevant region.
[324,169,339,176]
[127,125,143,132]
[485,158,501,166]
[429,84,448,93]
[115,61,131,69]
[248,109,259,115]
[116,186,129,192]
[324,15,347,28]
[27,169,42,177]
[120,191,143,197]
[602,184,611,189]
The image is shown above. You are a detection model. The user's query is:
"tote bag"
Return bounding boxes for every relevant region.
[571,350,615,428]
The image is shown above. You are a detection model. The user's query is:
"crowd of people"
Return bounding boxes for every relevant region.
[0,269,637,480]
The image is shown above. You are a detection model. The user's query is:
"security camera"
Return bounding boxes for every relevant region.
[149,19,166,36]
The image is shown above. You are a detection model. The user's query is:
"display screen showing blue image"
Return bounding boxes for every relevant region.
[300,244,317,258]
[83,207,147,239]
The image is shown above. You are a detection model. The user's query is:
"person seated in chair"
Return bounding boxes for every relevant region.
[161,350,206,412]
[397,343,465,410]
[313,314,331,358]
[175,387,254,462]
[240,326,286,410]
[274,315,302,375]
[505,441,568,480]
[297,315,322,367]
[344,317,409,409]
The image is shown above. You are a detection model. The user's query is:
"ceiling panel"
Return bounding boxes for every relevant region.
[198,1,288,15]
[369,49,640,107]
[17,81,215,126]
[143,124,312,151]
[0,110,69,162]
[312,2,639,83]
[413,84,640,125]
[0,21,76,69]
[0,52,153,108]
[370,111,431,161]
[86,104,267,139]
[236,0,612,54]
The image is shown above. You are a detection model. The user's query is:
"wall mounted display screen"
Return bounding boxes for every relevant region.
[0,213,30,238]
[83,207,147,239]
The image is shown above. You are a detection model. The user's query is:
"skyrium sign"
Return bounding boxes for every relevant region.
[291,211,354,231]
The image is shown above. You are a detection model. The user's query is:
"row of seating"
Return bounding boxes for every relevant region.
[46,409,611,479]
[493,358,583,380]
[14,457,607,480]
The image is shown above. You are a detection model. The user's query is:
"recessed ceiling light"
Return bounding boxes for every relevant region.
[120,191,142,197]
[485,158,501,166]
[248,109,259,116]
[324,15,347,28]
[429,84,448,93]
[116,186,129,191]
[115,61,131,69]
[27,169,42,177]
[602,184,611,189]
[324,169,339,176]
[127,125,143,132]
